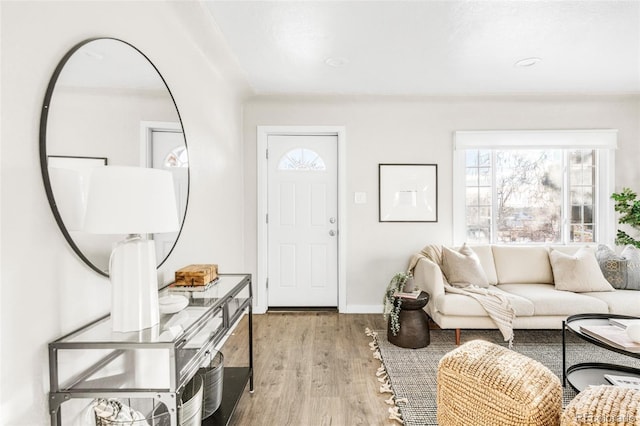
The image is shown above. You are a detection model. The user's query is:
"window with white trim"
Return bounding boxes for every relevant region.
[277,148,326,171]
[453,130,617,245]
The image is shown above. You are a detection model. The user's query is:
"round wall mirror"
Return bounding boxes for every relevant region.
[40,38,189,277]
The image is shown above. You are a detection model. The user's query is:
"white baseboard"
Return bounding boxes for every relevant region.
[341,304,384,314]
[252,304,383,314]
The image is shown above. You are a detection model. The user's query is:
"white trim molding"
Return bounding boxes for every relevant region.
[343,304,384,314]
[139,121,182,167]
[455,129,618,150]
[256,126,347,314]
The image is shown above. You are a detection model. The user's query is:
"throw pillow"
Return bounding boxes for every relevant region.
[550,247,615,292]
[622,245,640,291]
[441,243,489,288]
[596,244,628,289]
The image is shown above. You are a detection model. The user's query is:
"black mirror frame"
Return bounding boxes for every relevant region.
[39,37,190,277]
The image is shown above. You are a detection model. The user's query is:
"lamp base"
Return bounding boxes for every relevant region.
[110,237,159,332]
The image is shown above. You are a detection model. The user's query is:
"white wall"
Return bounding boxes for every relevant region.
[243,95,640,312]
[0,2,250,424]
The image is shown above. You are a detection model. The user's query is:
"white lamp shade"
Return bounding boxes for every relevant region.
[48,167,87,231]
[84,166,180,234]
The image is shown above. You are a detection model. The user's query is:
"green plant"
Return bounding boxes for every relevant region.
[612,187,640,248]
[383,271,414,336]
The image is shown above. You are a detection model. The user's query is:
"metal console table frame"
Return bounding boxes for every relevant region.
[562,313,640,392]
[48,274,253,426]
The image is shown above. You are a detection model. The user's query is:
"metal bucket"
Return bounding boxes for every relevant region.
[198,350,224,418]
[94,399,171,426]
[179,374,203,426]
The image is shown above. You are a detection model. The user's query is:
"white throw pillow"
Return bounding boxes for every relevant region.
[441,243,489,288]
[550,247,615,292]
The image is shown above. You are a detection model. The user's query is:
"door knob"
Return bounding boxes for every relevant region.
[329,217,336,224]
[329,230,336,236]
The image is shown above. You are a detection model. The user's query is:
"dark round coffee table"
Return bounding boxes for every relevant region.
[563,313,640,391]
[387,291,430,349]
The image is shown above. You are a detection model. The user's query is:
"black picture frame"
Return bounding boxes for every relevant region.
[47,155,108,167]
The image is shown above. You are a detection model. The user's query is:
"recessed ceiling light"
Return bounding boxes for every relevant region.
[324,57,348,67]
[514,57,542,68]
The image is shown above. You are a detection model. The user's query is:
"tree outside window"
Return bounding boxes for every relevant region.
[465,148,595,244]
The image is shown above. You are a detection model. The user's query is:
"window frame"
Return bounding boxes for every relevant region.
[453,129,617,246]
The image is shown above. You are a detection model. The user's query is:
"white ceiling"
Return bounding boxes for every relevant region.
[203,0,640,96]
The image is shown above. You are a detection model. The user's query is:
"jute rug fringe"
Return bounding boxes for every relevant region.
[366,327,405,424]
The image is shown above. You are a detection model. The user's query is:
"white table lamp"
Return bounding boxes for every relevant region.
[84,166,179,332]
[48,167,87,231]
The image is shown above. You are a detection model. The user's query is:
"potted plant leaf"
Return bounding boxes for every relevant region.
[612,187,640,248]
[383,271,414,336]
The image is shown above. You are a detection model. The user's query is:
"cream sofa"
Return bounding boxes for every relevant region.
[412,245,640,344]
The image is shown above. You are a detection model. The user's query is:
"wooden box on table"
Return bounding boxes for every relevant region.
[175,264,218,286]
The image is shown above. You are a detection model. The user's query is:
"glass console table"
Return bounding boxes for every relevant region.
[48,274,253,426]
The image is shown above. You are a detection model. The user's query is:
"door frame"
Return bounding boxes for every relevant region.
[256,126,347,314]
[139,121,182,167]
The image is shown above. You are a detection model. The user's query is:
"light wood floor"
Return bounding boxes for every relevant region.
[221,312,394,426]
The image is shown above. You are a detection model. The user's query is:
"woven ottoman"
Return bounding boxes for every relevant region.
[561,385,640,426]
[437,340,562,426]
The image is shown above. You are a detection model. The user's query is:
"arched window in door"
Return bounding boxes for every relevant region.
[163,146,189,168]
[277,148,326,171]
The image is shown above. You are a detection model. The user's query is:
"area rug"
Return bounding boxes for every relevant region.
[367,328,640,425]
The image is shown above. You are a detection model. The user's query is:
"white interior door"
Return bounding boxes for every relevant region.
[267,134,338,307]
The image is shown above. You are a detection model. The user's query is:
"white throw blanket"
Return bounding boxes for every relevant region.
[408,251,515,346]
[443,283,515,346]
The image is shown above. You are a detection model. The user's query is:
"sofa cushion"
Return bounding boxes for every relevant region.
[434,286,535,317]
[622,245,640,290]
[584,290,640,316]
[549,247,614,293]
[441,244,489,288]
[470,245,498,285]
[596,244,628,289]
[496,283,609,316]
[492,246,554,284]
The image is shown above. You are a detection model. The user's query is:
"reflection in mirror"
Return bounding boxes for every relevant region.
[40,38,189,276]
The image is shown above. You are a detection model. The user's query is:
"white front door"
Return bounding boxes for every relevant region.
[267,134,338,307]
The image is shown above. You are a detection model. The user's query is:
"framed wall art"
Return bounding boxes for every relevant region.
[47,155,108,168]
[379,163,438,222]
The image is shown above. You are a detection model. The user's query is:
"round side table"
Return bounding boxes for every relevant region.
[387,291,430,349]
